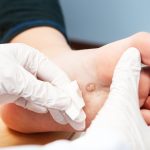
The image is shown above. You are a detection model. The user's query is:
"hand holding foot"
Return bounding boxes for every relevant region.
[86,47,150,150]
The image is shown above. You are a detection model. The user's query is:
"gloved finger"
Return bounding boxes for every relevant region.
[0,94,19,105]
[15,97,48,113]
[49,109,67,125]
[47,82,86,130]
[111,47,141,96]
[63,110,86,131]
[10,43,70,84]
[1,64,71,111]
[49,108,86,130]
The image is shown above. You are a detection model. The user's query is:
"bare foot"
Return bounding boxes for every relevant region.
[52,32,150,124]
[1,32,150,133]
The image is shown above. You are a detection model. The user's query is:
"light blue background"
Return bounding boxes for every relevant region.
[60,0,150,44]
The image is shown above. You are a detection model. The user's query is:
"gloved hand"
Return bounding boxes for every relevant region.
[0,43,86,130]
[82,47,150,149]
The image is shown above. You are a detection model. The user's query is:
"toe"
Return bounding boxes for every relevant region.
[115,47,141,71]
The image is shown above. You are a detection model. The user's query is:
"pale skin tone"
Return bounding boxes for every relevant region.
[1,27,150,133]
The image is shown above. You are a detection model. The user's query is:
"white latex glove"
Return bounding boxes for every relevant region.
[81,47,150,149]
[0,43,86,130]
[2,48,150,150]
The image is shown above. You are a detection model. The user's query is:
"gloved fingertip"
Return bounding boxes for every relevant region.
[64,114,86,131]
[26,102,48,113]
[15,98,26,107]
[49,109,67,125]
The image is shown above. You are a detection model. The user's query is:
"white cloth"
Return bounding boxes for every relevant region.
[0,43,86,130]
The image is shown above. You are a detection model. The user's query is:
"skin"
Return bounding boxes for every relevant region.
[1,27,150,133]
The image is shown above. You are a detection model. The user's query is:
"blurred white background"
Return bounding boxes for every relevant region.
[60,0,150,44]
